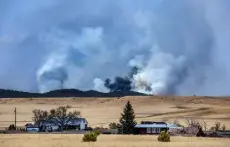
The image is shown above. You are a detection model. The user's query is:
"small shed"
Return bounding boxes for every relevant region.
[25,124,39,132]
[134,121,169,135]
[26,127,40,132]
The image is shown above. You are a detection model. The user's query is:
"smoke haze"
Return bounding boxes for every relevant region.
[0,0,230,96]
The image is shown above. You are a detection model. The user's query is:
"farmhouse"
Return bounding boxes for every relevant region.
[40,117,88,131]
[26,117,88,132]
[40,121,60,132]
[134,121,169,135]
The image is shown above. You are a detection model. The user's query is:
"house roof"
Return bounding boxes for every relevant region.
[167,124,183,129]
[26,127,40,129]
[25,123,33,127]
[135,124,168,128]
[67,118,88,125]
[78,118,88,123]
[141,121,166,125]
[25,123,39,128]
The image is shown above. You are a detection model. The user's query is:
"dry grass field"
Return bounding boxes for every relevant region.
[1,134,230,147]
[1,96,230,129]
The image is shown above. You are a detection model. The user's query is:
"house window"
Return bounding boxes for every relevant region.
[152,128,160,133]
[156,128,160,133]
[147,128,151,133]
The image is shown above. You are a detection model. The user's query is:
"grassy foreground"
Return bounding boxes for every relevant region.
[0,134,230,147]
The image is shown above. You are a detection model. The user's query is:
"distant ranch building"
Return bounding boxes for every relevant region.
[25,123,40,132]
[134,121,169,135]
[40,117,88,132]
[25,117,88,132]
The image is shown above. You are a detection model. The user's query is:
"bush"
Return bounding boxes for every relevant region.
[85,127,93,131]
[222,125,226,132]
[109,122,119,129]
[0,130,6,134]
[215,122,221,131]
[93,130,100,136]
[8,124,16,130]
[158,131,170,142]
[82,131,99,142]
[66,105,72,109]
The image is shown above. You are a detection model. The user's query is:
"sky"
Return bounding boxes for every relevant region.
[0,0,230,96]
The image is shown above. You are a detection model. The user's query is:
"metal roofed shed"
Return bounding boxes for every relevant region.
[140,121,166,125]
[135,124,168,128]
[167,124,183,129]
[134,121,169,135]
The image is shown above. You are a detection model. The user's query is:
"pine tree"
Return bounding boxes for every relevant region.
[118,101,137,134]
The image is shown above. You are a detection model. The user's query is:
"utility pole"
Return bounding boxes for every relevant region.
[14,107,16,130]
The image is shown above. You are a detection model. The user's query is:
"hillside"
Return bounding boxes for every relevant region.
[0,89,147,98]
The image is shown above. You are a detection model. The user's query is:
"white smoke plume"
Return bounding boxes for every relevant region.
[0,0,230,96]
[93,78,109,93]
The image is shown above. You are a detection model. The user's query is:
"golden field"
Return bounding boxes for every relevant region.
[1,134,230,147]
[1,96,230,129]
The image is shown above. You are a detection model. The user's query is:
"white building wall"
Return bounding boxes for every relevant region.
[51,125,59,131]
[80,121,85,130]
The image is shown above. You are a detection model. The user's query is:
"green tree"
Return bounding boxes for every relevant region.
[109,122,119,129]
[118,101,136,134]
[8,124,16,130]
[32,105,80,131]
[32,109,49,127]
[49,106,80,131]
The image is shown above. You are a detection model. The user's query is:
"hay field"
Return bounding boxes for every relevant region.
[1,96,230,129]
[1,134,230,147]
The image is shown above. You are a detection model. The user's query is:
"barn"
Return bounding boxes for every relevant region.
[134,121,169,135]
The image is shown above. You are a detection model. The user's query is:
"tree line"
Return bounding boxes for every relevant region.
[32,105,80,131]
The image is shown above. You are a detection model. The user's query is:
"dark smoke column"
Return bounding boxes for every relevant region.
[104,67,142,92]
